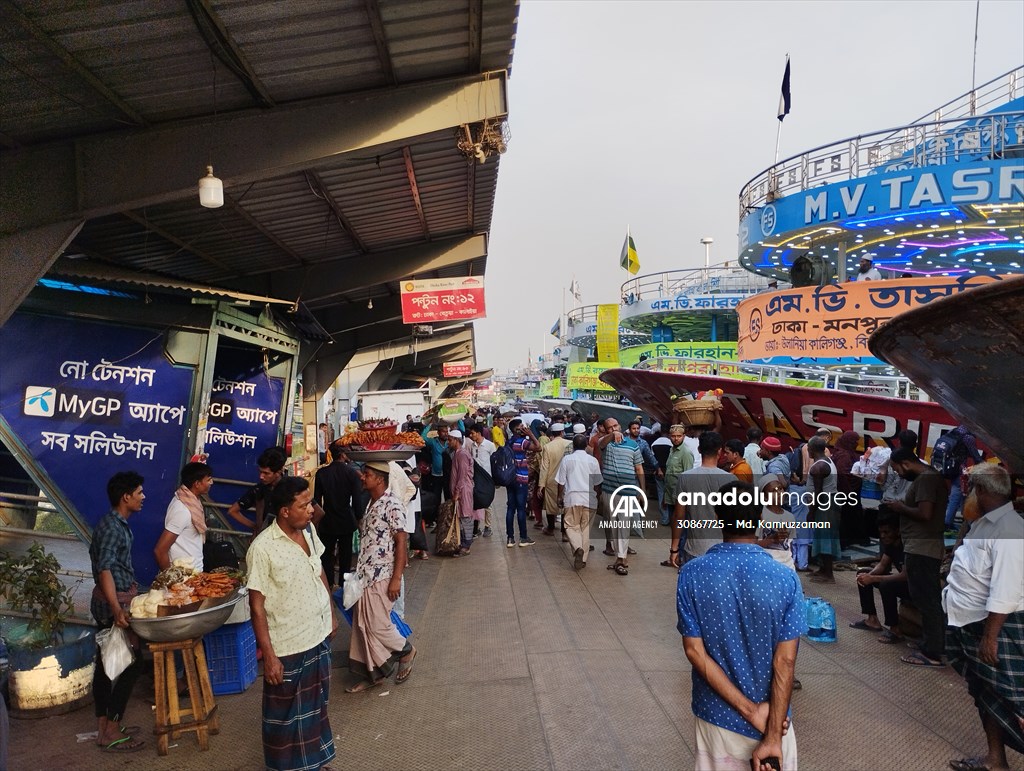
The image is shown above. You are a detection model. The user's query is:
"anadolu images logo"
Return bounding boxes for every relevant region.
[609,484,648,520]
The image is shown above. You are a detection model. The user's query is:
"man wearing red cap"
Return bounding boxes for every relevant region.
[759,437,791,483]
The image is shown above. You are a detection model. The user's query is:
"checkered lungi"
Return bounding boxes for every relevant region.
[262,639,335,771]
[946,611,1024,754]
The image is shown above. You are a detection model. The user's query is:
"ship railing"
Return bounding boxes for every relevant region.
[633,357,928,401]
[618,264,784,305]
[739,67,1024,216]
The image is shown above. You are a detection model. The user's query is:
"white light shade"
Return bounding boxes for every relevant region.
[198,165,223,208]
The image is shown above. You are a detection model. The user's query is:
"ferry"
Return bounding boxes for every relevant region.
[588,68,1024,459]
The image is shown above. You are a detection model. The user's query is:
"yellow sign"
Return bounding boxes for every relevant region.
[738,275,1000,361]
[596,304,619,363]
[619,342,738,368]
[540,378,560,397]
[566,362,615,392]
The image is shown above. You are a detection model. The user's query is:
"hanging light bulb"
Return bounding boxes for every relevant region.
[198,165,224,208]
[367,298,373,310]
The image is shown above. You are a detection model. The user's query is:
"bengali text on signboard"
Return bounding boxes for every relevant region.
[401,277,486,324]
[738,275,1000,363]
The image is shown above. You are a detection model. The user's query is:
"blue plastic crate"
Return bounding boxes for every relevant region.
[203,620,257,695]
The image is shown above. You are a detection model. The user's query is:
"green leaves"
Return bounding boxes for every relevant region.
[0,542,79,649]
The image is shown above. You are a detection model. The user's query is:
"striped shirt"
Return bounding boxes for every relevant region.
[511,435,532,485]
[601,438,643,494]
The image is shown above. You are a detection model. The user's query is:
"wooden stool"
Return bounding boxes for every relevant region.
[149,637,220,756]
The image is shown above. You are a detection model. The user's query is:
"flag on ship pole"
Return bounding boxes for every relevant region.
[620,229,640,275]
[569,277,581,304]
[774,55,790,165]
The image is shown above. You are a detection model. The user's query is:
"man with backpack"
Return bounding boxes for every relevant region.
[467,424,496,537]
[501,418,537,547]
[931,425,984,534]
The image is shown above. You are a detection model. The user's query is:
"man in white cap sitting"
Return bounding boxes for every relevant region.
[539,423,572,538]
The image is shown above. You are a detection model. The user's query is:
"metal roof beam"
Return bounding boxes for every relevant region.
[306,171,367,254]
[302,322,473,393]
[120,210,233,274]
[225,193,305,266]
[401,147,429,238]
[363,0,397,85]
[241,233,486,306]
[186,0,275,108]
[0,1,147,127]
[469,0,483,71]
[1,72,509,236]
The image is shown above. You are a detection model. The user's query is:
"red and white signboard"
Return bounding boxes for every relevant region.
[400,277,486,324]
[442,361,474,378]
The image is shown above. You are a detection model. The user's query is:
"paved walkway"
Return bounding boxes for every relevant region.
[5,490,1023,770]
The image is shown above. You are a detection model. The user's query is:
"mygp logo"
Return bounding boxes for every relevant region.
[609,484,648,520]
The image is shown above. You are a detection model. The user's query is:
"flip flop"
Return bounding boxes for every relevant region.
[602,547,615,556]
[396,648,417,684]
[848,620,881,631]
[659,560,676,568]
[100,737,145,753]
[345,678,384,693]
[615,564,628,576]
[949,758,991,771]
[120,725,142,736]
[627,547,637,555]
[901,652,944,667]
[877,630,903,644]
[809,574,835,584]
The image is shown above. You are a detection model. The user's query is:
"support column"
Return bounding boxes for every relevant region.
[0,220,84,325]
[837,242,848,283]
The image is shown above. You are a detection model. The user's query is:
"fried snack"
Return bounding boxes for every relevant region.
[184,571,240,599]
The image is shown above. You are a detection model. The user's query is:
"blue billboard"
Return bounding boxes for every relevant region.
[0,313,196,584]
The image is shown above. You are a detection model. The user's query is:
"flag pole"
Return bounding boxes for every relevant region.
[774,120,783,165]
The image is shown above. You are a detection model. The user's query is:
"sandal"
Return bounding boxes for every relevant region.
[396,647,417,684]
[602,547,615,557]
[809,574,835,584]
[949,758,991,771]
[877,629,903,644]
[901,652,944,667]
[659,560,676,568]
[606,563,628,576]
[848,620,881,631]
[345,678,384,693]
[627,547,637,555]
[100,737,145,753]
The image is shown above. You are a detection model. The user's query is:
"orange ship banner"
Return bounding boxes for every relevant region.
[738,275,1001,363]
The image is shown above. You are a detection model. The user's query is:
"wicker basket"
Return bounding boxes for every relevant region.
[672,399,719,428]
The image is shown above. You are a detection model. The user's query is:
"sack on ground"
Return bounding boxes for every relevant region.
[96,625,134,682]
[435,500,461,555]
[472,463,496,510]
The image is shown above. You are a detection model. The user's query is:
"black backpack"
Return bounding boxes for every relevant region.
[490,444,516,487]
[473,463,496,510]
[931,431,967,480]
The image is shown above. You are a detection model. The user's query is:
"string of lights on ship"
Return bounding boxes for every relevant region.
[741,201,1024,280]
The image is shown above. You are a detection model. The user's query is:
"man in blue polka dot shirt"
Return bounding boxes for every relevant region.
[677,480,806,770]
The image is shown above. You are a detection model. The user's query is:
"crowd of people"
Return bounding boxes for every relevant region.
[79,405,1021,771]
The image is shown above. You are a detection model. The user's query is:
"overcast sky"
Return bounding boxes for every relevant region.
[475,0,1024,371]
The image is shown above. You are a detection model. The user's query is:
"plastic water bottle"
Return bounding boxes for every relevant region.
[819,600,837,642]
[805,597,823,640]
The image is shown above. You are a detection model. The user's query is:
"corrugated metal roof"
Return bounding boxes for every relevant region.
[2,0,518,353]
[48,256,294,305]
